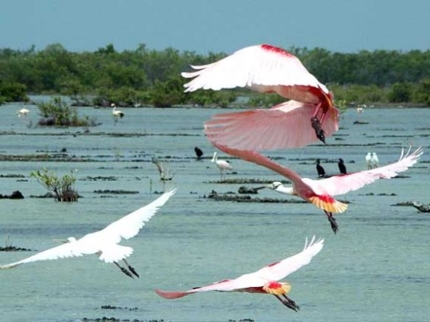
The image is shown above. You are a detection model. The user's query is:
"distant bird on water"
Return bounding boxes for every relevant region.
[181,44,339,151]
[366,152,379,169]
[112,103,124,119]
[338,158,347,174]
[211,152,232,181]
[194,146,204,160]
[17,108,30,117]
[213,142,423,233]
[155,236,324,311]
[316,159,326,177]
[0,188,177,278]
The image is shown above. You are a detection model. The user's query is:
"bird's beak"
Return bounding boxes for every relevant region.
[254,186,267,191]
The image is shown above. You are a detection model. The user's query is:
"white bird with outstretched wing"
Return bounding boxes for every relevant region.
[0,187,177,278]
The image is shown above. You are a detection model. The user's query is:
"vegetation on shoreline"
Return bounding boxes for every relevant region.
[30,168,79,202]
[0,43,429,107]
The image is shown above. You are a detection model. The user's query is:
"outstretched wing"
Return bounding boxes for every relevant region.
[182,44,328,100]
[205,100,339,150]
[102,186,177,241]
[155,237,324,299]
[315,147,423,196]
[254,236,324,281]
[0,241,89,269]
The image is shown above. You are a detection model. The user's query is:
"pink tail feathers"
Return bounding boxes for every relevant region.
[155,289,191,299]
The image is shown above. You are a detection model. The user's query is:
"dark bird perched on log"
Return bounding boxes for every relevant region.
[194,146,204,160]
[338,158,347,174]
[315,159,326,177]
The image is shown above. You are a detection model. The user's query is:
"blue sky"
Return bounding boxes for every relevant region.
[1,0,429,54]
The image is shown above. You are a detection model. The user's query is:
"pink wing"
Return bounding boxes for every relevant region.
[155,237,324,300]
[182,44,328,104]
[313,147,423,196]
[205,100,339,150]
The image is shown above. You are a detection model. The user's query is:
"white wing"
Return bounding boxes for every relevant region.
[182,44,328,101]
[0,241,91,269]
[253,236,324,282]
[311,147,423,196]
[102,187,177,241]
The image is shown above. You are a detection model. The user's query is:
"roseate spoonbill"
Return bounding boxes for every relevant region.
[0,187,176,278]
[181,44,339,150]
[16,108,30,117]
[214,142,423,233]
[194,146,204,159]
[155,236,324,311]
[338,158,347,174]
[112,103,124,119]
[366,152,379,169]
[316,159,326,177]
[211,152,232,181]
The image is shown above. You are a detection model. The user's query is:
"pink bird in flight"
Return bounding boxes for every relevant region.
[182,44,339,151]
[213,143,423,233]
[155,236,324,311]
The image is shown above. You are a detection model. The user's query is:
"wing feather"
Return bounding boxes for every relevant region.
[0,242,88,269]
[102,187,177,240]
[182,44,328,98]
[314,147,423,196]
[205,100,339,150]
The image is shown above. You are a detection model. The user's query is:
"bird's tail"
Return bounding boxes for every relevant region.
[309,195,348,213]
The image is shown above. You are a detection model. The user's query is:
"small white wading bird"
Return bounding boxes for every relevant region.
[0,187,177,278]
[214,142,423,233]
[182,44,339,150]
[211,151,232,181]
[112,103,124,119]
[366,152,379,169]
[155,236,324,311]
[17,108,30,117]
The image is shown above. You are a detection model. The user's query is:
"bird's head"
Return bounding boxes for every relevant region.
[338,158,344,163]
[315,159,321,164]
[267,181,283,190]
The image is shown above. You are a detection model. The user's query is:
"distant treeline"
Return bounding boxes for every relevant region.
[0,43,429,107]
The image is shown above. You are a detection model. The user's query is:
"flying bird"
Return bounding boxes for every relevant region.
[155,236,324,311]
[211,151,233,181]
[316,159,326,177]
[213,142,423,233]
[182,44,339,151]
[366,152,379,169]
[338,158,347,174]
[112,103,124,119]
[17,108,30,117]
[0,187,177,278]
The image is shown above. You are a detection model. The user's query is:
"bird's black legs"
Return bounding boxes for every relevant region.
[325,210,339,234]
[114,261,134,278]
[274,294,300,311]
[123,259,139,278]
[311,116,326,144]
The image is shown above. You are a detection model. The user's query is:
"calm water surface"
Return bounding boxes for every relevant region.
[0,102,429,322]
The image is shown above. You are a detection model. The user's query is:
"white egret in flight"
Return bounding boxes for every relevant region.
[0,187,177,278]
[155,236,324,311]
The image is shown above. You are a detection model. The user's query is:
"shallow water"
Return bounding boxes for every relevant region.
[0,103,429,322]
